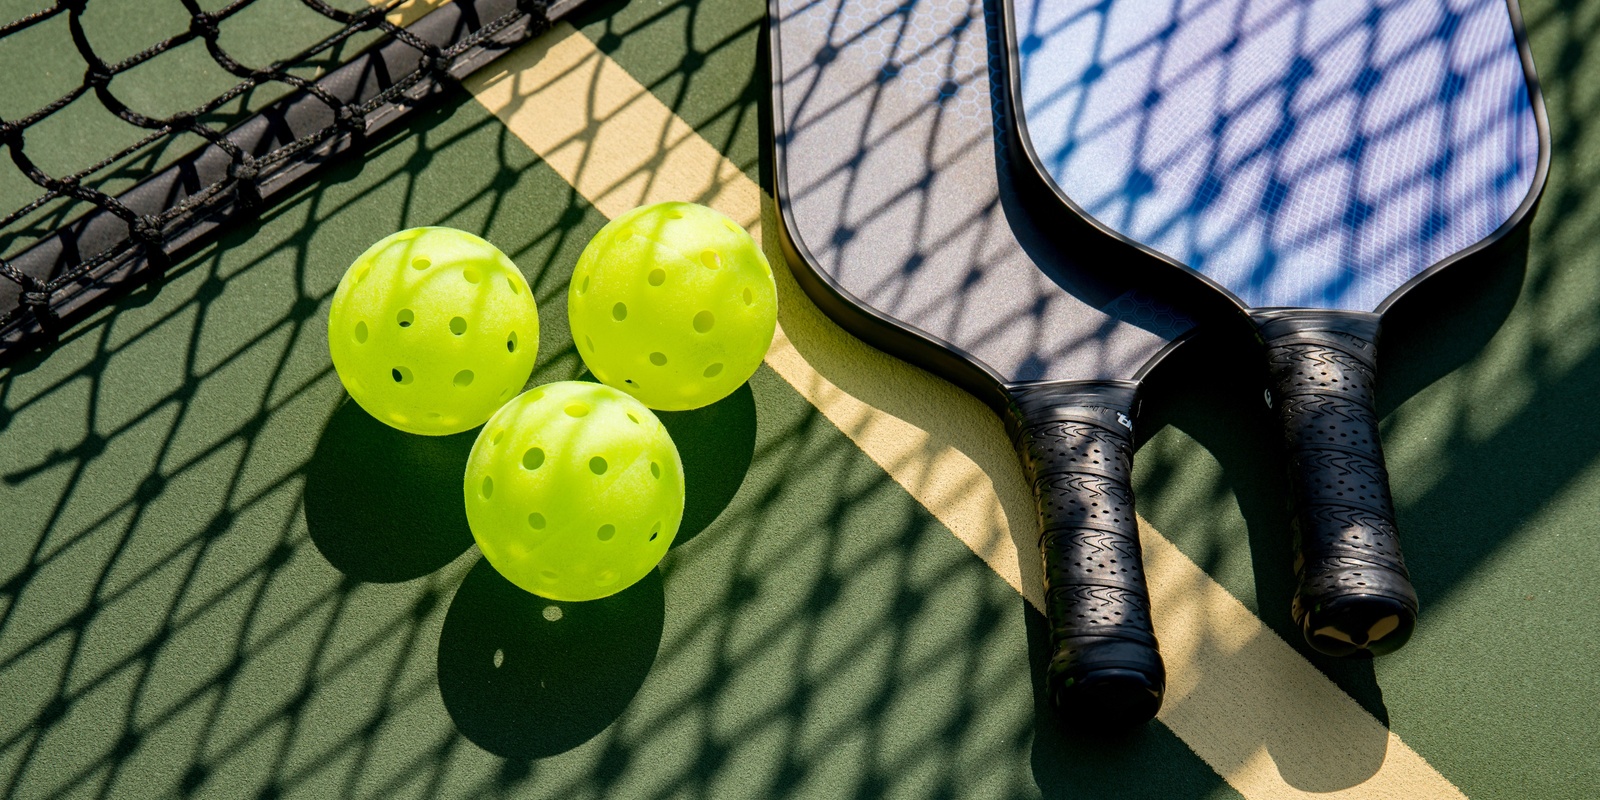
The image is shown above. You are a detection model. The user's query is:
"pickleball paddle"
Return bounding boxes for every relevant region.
[1004,0,1549,655]
[770,0,1197,723]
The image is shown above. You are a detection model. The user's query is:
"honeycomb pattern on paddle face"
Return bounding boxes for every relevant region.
[825,0,990,126]
[1101,290,1193,341]
[1013,0,1542,311]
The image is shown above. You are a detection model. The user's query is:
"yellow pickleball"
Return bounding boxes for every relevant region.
[568,202,777,411]
[328,227,539,435]
[463,381,685,601]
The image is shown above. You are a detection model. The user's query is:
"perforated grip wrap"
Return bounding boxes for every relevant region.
[1006,382,1163,726]
[1254,310,1419,657]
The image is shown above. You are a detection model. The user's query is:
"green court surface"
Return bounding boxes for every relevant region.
[1,1,1597,798]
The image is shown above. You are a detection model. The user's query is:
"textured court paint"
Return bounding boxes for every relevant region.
[0,0,1594,796]
[465,23,1466,799]
[0,78,1080,799]
[1,4,1228,795]
[1142,526,1463,800]
[1012,0,1542,311]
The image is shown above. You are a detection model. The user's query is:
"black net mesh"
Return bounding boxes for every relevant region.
[0,0,578,365]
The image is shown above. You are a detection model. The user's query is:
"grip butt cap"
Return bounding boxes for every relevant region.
[1300,592,1417,657]
[1047,637,1165,727]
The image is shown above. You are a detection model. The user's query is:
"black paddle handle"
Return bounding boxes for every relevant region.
[1007,382,1163,726]
[1254,310,1419,657]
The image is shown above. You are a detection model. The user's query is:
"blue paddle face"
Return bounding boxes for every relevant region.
[1011,0,1542,312]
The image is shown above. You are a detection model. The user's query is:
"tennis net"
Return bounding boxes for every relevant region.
[0,0,589,367]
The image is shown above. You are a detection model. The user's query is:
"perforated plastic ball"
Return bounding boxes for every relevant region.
[568,202,777,411]
[463,381,685,602]
[328,227,540,436]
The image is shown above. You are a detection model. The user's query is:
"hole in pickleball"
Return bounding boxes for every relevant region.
[412,257,430,270]
[649,352,667,366]
[528,512,546,529]
[742,288,753,305]
[667,208,684,219]
[522,448,544,470]
[584,336,595,353]
[723,219,741,234]
[597,570,617,585]
[354,264,371,283]
[693,311,715,333]
[507,331,519,352]
[703,363,723,378]
[597,524,615,541]
[450,316,468,335]
[627,413,640,425]
[541,570,559,581]
[491,430,504,445]
[579,275,590,294]
[613,302,628,321]
[506,276,521,294]
[700,250,721,270]
[542,605,562,622]
[392,366,413,384]
[648,269,665,286]
[481,476,494,498]
[397,308,414,327]
[354,321,368,343]
[454,370,474,387]
[589,456,607,475]
[565,403,589,418]
[650,462,660,479]
[463,268,482,284]
[649,522,660,541]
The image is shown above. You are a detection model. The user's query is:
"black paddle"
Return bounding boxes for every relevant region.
[771,0,1198,723]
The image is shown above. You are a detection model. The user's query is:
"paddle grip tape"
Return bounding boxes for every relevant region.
[1008,382,1164,714]
[1257,310,1420,656]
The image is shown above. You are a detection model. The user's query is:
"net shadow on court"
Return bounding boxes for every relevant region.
[1,0,1597,798]
[1131,1,1599,793]
[0,2,1074,797]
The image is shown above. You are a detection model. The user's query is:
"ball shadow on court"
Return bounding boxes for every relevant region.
[430,381,749,756]
[437,559,665,759]
[655,381,758,546]
[303,399,478,582]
